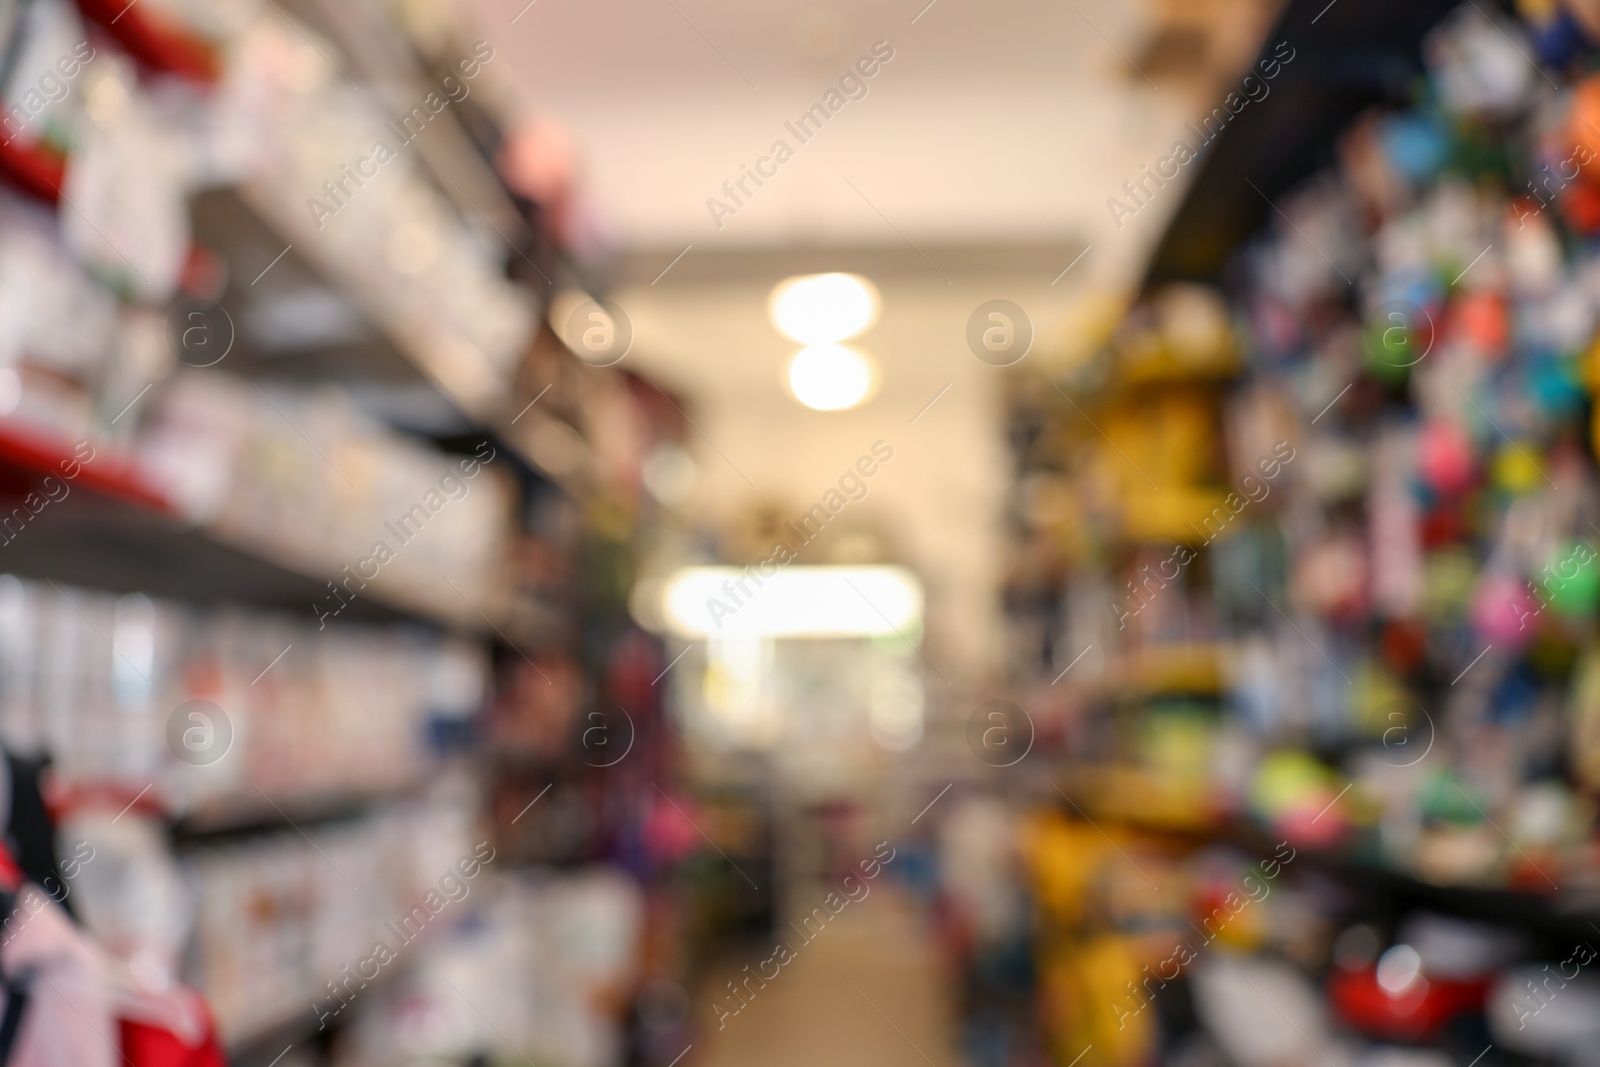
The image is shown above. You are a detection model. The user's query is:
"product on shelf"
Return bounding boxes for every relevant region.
[1011,0,1600,900]
[0,573,484,811]
[331,867,645,1067]
[986,3,1600,1065]
[215,16,533,409]
[0,4,752,1067]
[178,799,479,1042]
[134,371,516,622]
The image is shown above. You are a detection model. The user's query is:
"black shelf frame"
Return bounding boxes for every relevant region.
[1140,0,1507,291]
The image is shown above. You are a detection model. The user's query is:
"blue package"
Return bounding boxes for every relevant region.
[1530,6,1595,68]
[1381,112,1451,185]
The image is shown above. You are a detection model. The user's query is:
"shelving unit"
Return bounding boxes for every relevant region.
[188,182,607,501]
[0,135,65,202]
[1059,760,1600,929]
[1012,0,1563,912]
[0,2,687,1063]
[970,2,1600,1065]
[1141,0,1488,289]
[73,0,220,84]
[167,787,415,847]
[193,184,515,427]
[0,419,485,629]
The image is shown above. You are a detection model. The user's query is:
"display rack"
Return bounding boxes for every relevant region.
[0,2,682,1063]
[74,0,220,83]
[1059,762,1600,942]
[1142,0,1491,289]
[1029,0,1566,924]
[0,419,484,628]
[187,183,604,502]
[0,134,64,202]
[977,2,1600,1064]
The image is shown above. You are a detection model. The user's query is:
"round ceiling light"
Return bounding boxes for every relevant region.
[787,343,876,411]
[768,273,879,344]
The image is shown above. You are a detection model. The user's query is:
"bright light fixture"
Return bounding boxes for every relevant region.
[768,273,879,344]
[659,565,922,639]
[787,343,876,411]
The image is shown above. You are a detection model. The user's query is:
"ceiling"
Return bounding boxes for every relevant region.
[463,0,1259,684]
[469,0,1196,270]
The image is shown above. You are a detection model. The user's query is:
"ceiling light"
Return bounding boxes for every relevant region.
[658,565,922,639]
[787,343,876,411]
[768,273,879,344]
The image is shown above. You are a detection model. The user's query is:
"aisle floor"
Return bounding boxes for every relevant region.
[695,888,960,1067]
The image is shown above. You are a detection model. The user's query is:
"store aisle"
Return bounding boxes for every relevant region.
[696,888,959,1067]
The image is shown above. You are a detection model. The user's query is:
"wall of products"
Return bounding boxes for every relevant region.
[970,3,1600,1065]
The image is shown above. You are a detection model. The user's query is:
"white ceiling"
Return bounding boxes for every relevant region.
[469,0,1191,270]
[464,0,1222,684]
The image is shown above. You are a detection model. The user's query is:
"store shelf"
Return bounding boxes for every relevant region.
[169,786,417,847]
[1282,836,1600,942]
[1109,643,1232,695]
[74,0,220,83]
[224,954,407,1066]
[0,419,167,511]
[0,419,491,630]
[193,184,512,411]
[0,137,65,203]
[223,925,419,1065]
[1055,770,1600,942]
[1140,0,1484,289]
[228,1010,336,1067]
[0,5,675,1063]
[47,777,414,845]
[188,188,434,387]
[190,185,591,497]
